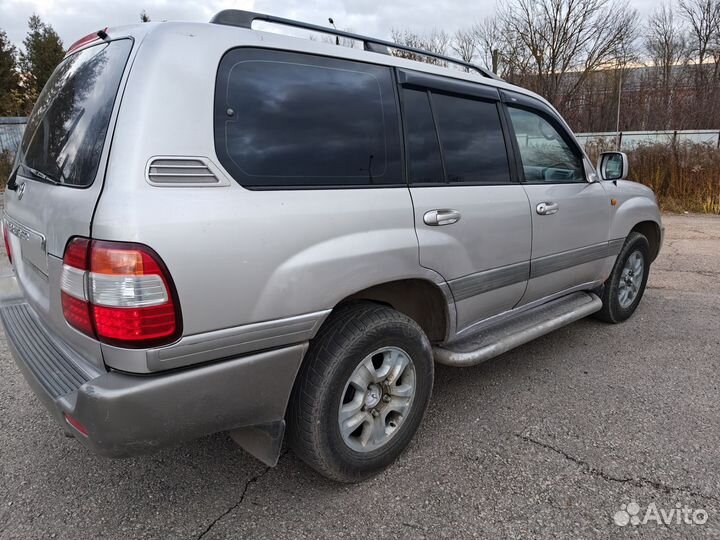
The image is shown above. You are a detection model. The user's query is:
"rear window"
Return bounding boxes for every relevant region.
[402,88,444,184]
[17,39,132,187]
[430,93,512,184]
[214,48,402,188]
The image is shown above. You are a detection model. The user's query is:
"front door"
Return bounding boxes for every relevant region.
[503,94,611,305]
[399,74,532,333]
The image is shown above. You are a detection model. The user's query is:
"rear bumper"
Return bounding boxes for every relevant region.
[0,296,307,458]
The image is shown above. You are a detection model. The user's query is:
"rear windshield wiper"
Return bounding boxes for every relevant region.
[19,165,61,185]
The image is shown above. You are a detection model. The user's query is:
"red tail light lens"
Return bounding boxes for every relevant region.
[61,291,94,336]
[2,222,12,264]
[66,28,107,56]
[93,304,178,342]
[61,238,181,347]
[63,237,90,268]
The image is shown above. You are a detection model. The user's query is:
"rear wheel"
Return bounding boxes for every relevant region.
[287,302,434,483]
[595,232,650,323]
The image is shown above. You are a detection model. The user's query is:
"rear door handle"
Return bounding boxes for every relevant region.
[424,209,461,226]
[536,202,559,215]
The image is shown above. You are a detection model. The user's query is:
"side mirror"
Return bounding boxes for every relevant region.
[597,152,629,181]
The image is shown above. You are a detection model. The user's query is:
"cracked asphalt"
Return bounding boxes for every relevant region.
[1,214,719,539]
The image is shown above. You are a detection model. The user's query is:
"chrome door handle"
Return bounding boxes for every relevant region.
[423,209,461,226]
[536,202,559,215]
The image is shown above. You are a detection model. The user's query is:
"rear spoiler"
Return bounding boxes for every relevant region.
[65,28,109,57]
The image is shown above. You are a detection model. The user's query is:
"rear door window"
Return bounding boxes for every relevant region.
[430,93,512,185]
[214,48,402,188]
[17,39,132,187]
[401,89,444,184]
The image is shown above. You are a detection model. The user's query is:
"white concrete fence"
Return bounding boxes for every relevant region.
[575,129,720,151]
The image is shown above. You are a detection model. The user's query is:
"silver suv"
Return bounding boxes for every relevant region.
[1,11,662,482]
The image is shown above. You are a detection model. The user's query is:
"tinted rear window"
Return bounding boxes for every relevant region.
[17,39,132,187]
[214,48,402,188]
[402,88,444,184]
[431,93,511,184]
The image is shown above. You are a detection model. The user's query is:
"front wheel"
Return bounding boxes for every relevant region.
[287,302,434,483]
[595,232,651,323]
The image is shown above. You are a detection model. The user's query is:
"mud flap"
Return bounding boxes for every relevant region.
[229,420,285,467]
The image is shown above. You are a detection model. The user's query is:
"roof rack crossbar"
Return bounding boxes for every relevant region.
[209,10,501,81]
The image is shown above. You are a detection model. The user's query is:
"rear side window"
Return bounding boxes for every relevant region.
[18,39,132,187]
[430,93,512,184]
[402,89,444,183]
[215,49,402,188]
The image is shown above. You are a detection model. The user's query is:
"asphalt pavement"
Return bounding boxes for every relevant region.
[1,214,719,539]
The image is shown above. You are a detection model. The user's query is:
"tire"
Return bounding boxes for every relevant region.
[287,302,434,483]
[594,232,651,323]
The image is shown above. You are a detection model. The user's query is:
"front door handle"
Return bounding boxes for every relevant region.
[536,202,559,215]
[424,209,461,226]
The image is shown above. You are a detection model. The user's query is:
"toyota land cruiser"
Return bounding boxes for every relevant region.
[1,11,663,482]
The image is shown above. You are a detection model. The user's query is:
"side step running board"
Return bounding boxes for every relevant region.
[433,292,602,367]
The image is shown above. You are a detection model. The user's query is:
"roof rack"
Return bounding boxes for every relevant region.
[209,10,502,81]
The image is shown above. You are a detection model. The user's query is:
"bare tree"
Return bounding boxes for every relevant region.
[390,28,450,65]
[498,0,638,105]
[390,28,426,62]
[451,28,477,67]
[645,2,689,127]
[472,17,508,74]
[678,0,720,122]
[385,0,720,131]
[678,0,720,66]
[647,4,688,76]
[427,29,451,57]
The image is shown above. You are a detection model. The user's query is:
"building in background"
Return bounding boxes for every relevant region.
[0,117,26,155]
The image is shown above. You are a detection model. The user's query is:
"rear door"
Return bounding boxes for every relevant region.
[502,92,611,306]
[3,38,133,368]
[399,71,532,333]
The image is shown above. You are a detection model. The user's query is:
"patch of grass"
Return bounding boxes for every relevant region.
[702,194,720,214]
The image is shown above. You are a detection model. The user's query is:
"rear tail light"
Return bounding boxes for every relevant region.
[60,238,181,347]
[2,222,11,264]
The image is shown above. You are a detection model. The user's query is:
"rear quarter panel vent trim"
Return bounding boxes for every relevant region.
[146,156,230,187]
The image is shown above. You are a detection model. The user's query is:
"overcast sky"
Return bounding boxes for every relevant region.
[1,0,674,50]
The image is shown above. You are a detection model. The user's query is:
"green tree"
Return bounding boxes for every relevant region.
[140,10,151,22]
[0,30,22,115]
[19,14,64,109]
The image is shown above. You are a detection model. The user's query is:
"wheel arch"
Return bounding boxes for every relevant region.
[608,192,662,263]
[630,220,662,262]
[337,278,452,343]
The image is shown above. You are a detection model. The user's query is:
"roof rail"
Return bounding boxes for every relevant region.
[209,10,502,81]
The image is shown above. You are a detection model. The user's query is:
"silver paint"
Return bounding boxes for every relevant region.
[0,18,664,465]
